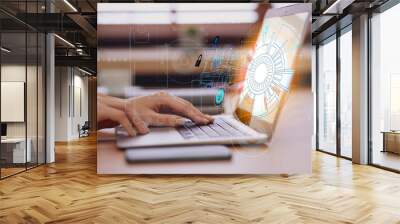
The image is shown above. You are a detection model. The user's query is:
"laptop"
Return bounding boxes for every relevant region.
[116,4,310,149]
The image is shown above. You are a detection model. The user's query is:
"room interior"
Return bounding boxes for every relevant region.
[0,0,400,223]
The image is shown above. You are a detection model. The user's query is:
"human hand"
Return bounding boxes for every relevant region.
[97,101,136,136]
[123,92,213,134]
[97,92,213,136]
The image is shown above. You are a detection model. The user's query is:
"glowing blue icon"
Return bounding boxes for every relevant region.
[215,88,225,105]
[212,36,220,47]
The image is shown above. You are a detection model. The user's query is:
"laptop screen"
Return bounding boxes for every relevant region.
[234,4,310,137]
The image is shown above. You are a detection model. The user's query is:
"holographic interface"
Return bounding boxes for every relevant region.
[235,7,309,133]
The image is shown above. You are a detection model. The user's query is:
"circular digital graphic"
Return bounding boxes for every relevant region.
[246,54,274,95]
[241,41,294,117]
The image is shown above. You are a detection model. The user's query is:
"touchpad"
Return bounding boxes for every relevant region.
[125,145,232,163]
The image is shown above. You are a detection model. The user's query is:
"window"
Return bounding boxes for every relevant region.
[0,1,47,179]
[339,28,352,158]
[371,2,400,171]
[317,36,337,154]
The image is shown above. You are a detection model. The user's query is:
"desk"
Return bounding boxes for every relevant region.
[1,138,31,164]
[382,131,400,154]
[97,87,313,174]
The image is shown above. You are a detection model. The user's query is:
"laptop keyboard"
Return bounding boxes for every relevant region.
[177,118,247,139]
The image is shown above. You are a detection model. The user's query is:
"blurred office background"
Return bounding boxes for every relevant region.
[97,2,312,134]
[97,3,274,115]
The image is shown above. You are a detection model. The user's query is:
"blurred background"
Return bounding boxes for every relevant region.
[97,3,308,115]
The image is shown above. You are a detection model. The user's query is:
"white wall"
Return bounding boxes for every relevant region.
[1,65,41,138]
[55,67,89,141]
[55,67,70,141]
[1,64,46,164]
[71,73,89,138]
[1,66,26,138]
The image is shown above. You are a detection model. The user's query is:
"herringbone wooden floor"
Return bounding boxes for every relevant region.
[1,135,400,224]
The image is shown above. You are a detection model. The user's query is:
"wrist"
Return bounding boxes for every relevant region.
[100,94,127,111]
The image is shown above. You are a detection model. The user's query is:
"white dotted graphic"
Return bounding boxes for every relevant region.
[239,22,299,118]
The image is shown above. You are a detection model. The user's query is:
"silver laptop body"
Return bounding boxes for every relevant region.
[116,114,267,148]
